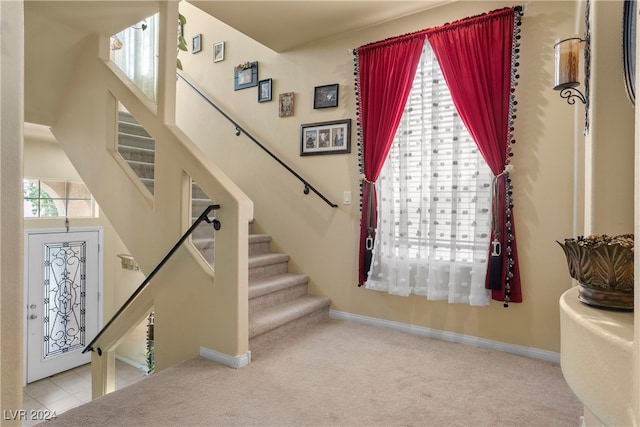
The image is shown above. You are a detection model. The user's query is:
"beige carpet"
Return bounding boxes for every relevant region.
[43,319,582,427]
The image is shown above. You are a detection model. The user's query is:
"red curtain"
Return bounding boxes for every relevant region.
[355,34,426,286]
[426,7,522,304]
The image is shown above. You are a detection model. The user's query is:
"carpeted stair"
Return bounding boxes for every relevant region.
[248,225,331,356]
[116,110,331,358]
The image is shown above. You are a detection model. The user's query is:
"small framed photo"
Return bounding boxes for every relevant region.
[192,34,202,53]
[279,92,295,117]
[258,79,272,103]
[234,61,258,90]
[213,41,224,62]
[300,119,351,156]
[313,83,339,109]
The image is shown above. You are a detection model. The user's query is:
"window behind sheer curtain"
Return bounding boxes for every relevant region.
[110,14,159,102]
[365,41,493,305]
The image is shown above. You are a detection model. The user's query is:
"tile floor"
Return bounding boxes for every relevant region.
[21,360,147,426]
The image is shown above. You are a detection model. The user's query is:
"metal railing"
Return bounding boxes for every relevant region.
[83,204,221,355]
[177,73,338,208]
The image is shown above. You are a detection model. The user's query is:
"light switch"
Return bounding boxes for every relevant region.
[343,191,352,205]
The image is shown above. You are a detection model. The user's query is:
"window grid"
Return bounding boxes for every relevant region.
[24,179,95,218]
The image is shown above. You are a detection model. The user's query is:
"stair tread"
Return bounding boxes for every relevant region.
[249,273,309,300]
[118,131,154,141]
[249,234,272,244]
[249,295,331,338]
[118,145,155,154]
[248,252,289,268]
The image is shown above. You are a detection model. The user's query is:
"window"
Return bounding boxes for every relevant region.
[110,13,159,102]
[24,179,95,218]
[366,41,493,304]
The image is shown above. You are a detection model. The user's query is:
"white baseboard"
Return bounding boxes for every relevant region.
[329,310,560,364]
[115,354,149,373]
[200,347,252,369]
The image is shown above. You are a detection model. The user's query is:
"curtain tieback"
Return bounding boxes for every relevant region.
[491,164,514,237]
[362,175,376,249]
[491,164,514,250]
[359,173,375,185]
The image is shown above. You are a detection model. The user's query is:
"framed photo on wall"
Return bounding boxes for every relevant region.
[279,92,294,117]
[258,79,272,103]
[300,119,351,156]
[192,34,202,53]
[213,41,224,62]
[234,61,258,90]
[313,84,339,109]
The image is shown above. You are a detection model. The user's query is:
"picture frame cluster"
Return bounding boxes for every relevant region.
[189,33,348,156]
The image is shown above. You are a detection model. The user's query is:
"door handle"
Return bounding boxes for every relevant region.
[29,314,38,320]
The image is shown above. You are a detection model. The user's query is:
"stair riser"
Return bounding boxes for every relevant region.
[128,162,155,180]
[193,244,214,264]
[118,121,151,138]
[192,186,209,201]
[249,306,329,355]
[192,199,214,215]
[249,283,308,313]
[191,225,216,241]
[249,241,271,256]
[249,261,288,280]
[118,134,155,151]
[118,147,155,163]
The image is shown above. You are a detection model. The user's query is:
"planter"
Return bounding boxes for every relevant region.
[557,234,634,311]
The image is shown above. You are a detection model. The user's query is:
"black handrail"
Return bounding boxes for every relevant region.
[177,73,338,208]
[83,204,221,355]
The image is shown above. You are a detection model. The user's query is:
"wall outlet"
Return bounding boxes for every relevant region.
[343,191,352,205]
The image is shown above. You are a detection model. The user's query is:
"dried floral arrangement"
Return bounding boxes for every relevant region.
[235,62,253,72]
[566,234,634,250]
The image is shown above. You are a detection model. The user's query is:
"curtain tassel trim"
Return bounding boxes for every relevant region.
[500,6,523,307]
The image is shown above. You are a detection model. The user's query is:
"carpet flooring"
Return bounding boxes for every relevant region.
[43,319,583,427]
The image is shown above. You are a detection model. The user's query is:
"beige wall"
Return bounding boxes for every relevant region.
[23,129,148,370]
[1,0,24,422]
[176,0,632,353]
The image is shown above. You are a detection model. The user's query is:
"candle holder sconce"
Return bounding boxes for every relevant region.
[553,0,591,134]
[553,36,587,105]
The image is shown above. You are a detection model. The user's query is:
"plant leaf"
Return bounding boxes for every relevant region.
[177,58,183,71]
[178,36,188,51]
[178,13,187,26]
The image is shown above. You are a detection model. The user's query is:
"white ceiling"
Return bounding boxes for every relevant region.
[188,1,452,52]
[24,0,452,125]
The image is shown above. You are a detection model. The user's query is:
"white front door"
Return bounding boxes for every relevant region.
[25,229,102,383]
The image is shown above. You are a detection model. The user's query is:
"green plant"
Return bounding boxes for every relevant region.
[177,13,187,70]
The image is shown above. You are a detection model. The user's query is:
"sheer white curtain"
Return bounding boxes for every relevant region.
[365,40,493,306]
[110,14,159,102]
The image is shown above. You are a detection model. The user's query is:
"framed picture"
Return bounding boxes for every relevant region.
[279,92,295,117]
[213,41,224,62]
[258,79,272,103]
[313,83,339,109]
[234,61,258,90]
[192,34,202,54]
[300,119,351,156]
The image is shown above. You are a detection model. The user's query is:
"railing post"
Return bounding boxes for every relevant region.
[91,349,116,399]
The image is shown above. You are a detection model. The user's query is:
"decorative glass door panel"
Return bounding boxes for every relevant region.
[43,241,87,359]
[26,229,101,383]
